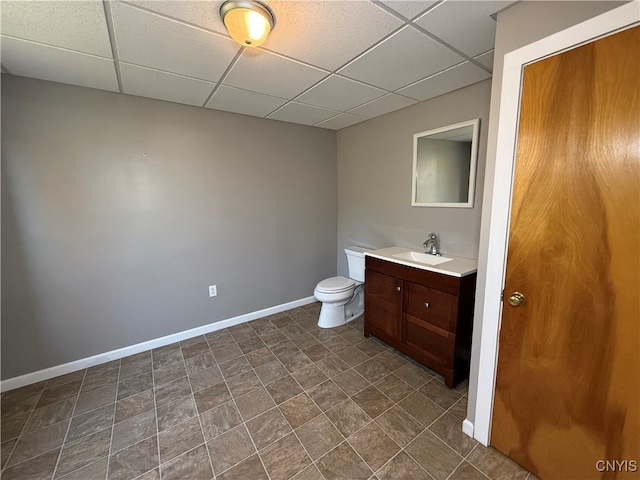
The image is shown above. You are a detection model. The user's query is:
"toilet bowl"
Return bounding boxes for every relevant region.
[314,246,369,329]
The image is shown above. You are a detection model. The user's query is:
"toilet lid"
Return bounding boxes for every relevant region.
[316,276,356,294]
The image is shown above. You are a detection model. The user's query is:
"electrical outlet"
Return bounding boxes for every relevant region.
[208,285,217,297]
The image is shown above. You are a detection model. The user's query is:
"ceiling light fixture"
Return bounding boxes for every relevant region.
[219,0,276,48]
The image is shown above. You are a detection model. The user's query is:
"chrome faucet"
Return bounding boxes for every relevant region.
[423,233,439,256]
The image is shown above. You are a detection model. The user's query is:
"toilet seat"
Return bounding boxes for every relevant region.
[315,276,355,294]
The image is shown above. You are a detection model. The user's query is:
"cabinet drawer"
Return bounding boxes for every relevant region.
[404,282,458,332]
[404,315,455,368]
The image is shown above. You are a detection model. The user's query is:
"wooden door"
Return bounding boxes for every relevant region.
[491,26,639,479]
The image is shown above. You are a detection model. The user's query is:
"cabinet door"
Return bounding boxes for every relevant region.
[364,270,402,342]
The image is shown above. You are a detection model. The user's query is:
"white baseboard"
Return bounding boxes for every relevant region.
[1,296,316,392]
[462,419,474,438]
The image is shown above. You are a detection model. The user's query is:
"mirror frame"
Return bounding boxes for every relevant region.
[411,118,480,208]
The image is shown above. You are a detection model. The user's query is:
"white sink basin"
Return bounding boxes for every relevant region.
[392,251,454,266]
[366,246,478,277]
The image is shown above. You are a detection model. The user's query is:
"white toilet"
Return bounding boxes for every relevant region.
[314,246,369,329]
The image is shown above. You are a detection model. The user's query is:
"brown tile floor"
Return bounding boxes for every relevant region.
[1,303,535,480]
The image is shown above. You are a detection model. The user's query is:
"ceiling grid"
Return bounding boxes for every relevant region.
[0,0,510,129]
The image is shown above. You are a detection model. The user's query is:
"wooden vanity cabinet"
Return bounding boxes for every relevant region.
[364,256,476,388]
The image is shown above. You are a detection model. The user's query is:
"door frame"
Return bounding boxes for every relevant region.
[471,2,640,446]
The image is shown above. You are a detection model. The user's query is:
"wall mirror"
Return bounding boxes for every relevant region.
[412,119,480,208]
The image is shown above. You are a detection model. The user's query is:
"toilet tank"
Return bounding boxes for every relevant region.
[345,246,369,282]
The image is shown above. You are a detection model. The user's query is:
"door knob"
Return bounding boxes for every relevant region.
[396,286,401,292]
[507,292,526,307]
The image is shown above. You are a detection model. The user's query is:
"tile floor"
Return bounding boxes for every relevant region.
[1,303,535,480]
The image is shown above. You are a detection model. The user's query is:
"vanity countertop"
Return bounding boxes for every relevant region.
[365,246,478,278]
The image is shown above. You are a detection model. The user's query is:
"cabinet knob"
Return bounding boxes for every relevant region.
[424,302,430,308]
[396,286,401,292]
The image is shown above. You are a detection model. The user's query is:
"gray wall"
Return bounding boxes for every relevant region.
[1,76,337,380]
[467,0,626,429]
[336,80,491,276]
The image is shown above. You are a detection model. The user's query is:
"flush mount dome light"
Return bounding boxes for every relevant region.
[220,0,275,48]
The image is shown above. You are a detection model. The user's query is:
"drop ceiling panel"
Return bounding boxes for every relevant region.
[111,2,240,82]
[296,75,386,112]
[398,61,491,101]
[263,0,403,71]
[0,37,119,92]
[267,102,338,126]
[338,25,464,91]
[224,49,327,99]
[0,1,113,57]
[378,1,438,20]
[120,63,215,106]
[206,85,288,117]
[474,50,494,71]
[316,113,369,130]
[124,1,228,35]
[414,1,503,57]
[349,93,417,118]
